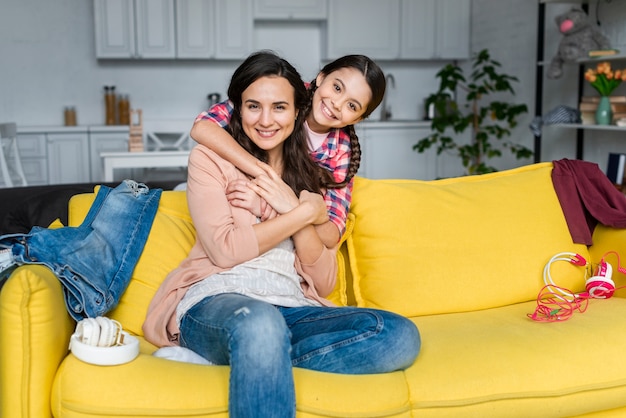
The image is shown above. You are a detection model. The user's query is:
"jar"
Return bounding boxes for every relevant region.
[64,107,77,126]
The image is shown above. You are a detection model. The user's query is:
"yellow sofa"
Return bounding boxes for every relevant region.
[3,162,626,417]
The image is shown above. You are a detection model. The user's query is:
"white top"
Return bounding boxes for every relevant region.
[176,237,321,325]
[305,121,328,152]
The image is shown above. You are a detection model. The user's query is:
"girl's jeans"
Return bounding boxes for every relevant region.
[179,293,421,418]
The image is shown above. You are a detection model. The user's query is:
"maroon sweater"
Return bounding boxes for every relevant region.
[552,159,626,245]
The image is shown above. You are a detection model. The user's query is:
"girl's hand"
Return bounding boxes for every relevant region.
[249,163,299,215]
[259,199,278,221]
[226,179,263,217]
[299,190,329,225]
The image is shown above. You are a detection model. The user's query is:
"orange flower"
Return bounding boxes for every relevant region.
[586,61,625,96]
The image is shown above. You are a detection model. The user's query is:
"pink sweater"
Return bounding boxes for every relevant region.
[143,146,337,347]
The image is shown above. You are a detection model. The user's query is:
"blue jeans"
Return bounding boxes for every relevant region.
[0,180,161,320]
[179,293,420,418]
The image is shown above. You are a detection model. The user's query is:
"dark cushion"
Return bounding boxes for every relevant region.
[0,181,183,235]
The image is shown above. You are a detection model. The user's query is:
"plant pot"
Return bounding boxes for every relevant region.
[595,96,613,125]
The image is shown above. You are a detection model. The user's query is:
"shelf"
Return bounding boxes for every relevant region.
[577,53,626,64]
[539,0,588,3]
[548,123,626,131]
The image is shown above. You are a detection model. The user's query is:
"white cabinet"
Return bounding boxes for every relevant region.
[96,0,253,59]
[47,133,91,185]
[16,134,48,185]
[432,0,471,59]
[326,0,470,60]
[176,0,215,58]
[253,0,327,20]
[400,0,471,60]
[327,0,400,60]
[176,0,252,59]
[94,0,135,58]
[89,131,130,182]
[358,123,437,180]
[135,0,176,58]
[214,0,253,59]
[400,0,436,59]
[94,0,176,59]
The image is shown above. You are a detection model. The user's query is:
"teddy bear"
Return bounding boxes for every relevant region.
[547,8,611,79]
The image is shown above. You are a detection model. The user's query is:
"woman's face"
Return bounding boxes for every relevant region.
[240,75,298,159]
[308,67,372,134]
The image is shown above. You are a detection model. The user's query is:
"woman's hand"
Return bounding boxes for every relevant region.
[249,162,300,215]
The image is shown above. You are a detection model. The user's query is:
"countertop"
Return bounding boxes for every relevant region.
[360,120,431,128]
[18,125,130,134]
[18,120,432,134]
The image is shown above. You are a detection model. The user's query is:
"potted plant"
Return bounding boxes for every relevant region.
[414,49,532,175]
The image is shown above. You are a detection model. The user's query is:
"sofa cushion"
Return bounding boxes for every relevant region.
[346,163,590,317]
[405,298,626,417]
[52,345,411,417]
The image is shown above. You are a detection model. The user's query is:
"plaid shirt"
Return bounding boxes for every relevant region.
[195,100,353,237]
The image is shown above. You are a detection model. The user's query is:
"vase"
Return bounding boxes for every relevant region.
[595,96,613,125]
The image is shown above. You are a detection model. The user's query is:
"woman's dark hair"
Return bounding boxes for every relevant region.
[306,55,386,189]
[227,50,323,195]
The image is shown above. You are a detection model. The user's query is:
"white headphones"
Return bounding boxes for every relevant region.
[74,316,123,347]
[70,316,139,365]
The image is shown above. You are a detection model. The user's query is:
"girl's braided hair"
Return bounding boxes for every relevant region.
[305,55,386,189]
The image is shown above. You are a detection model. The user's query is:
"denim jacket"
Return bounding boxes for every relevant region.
[0,180,161,321]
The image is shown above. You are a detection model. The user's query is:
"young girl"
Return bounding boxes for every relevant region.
[190,54,386,246]
[143,51,419,418]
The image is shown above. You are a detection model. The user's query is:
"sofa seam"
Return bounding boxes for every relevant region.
[19,273,33,418]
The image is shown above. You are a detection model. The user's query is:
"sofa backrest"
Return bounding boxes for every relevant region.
[344,163,589,317]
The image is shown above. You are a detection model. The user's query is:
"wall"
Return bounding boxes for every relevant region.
[0,0,441,128]
[3,0,626,178]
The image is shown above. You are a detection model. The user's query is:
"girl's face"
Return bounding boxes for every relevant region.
[240,75,298,162]
[309,67,372,133]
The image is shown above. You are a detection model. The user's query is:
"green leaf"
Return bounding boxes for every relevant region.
[414,49,532,174]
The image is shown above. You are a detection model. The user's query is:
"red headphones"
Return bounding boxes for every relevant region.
[531,251,624,322]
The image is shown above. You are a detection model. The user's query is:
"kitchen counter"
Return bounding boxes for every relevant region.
[18,125,130,134]
[360,120,431,128]
[18,120,432,133]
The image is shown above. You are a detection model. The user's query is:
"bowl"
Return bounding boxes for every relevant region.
[69,331,139,366]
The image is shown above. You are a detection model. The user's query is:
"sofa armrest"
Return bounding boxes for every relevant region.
[589,224,626,298]
[1,265,74,418]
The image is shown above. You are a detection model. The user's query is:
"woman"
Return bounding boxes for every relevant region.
[143,51,420,418]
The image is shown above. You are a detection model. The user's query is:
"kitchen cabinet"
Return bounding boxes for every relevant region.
[94,0,176,59]
[357,122,437,180]
[176,0,215,58]
[326,0,470,60]
[16,134,48,185]
[176,0,253,59]
[253,0,327,20]
[17,127,128,185]
[214,0,253,59]
[327,0,400,60]
[433,0,471,59]
[89,131,130,182]
[47,133,91,185]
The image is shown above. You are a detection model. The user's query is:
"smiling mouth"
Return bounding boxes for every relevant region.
[256,129,278,138]
[321,102,337,120]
